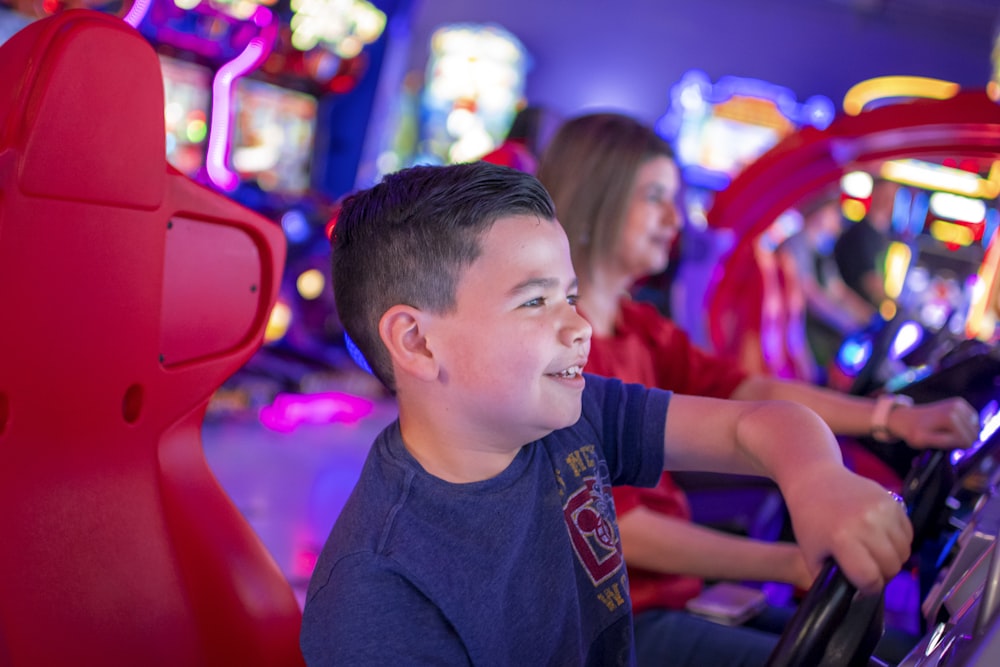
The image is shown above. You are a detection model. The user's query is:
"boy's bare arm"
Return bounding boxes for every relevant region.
[661,395,912,594]
[618,507,813,589]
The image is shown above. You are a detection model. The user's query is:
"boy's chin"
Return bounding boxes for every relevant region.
[554,404,584,431]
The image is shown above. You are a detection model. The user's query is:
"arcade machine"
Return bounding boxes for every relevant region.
[376,21,530,176]
[132,0,394,406]
[700,76,1000,664]
[654,70,836,348]
[159,52,213,177]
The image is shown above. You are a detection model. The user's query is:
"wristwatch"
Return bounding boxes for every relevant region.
[871,394,914,443]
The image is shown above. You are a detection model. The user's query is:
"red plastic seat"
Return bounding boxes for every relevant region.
[0,10,303,666]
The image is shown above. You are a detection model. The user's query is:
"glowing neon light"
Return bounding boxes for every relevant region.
[296,269,325,300]
[843,76,960,116]
[281,209,311,243]
[929,219,976,247]
[259,391,374,433]
[841,199,866,222]
[952,401,998,465]
[205,6,278,191]
[929,192,988,224]
[980,401,999,442]
[883,241,911,300]
[264,299,291,343]
[889,321,923,360]
[345,333,373,374]
[837,337,872,375]
[289,0,386,56]
[657,69,834,191]
[881,159,991,198]
[124,0,154,28]
[967,223,1000,340]
[879,300,898,322]
[891,187,912,235]
[841,171,873,199]
[908,190,931,238]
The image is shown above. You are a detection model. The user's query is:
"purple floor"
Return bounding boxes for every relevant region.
[202,395,399,608]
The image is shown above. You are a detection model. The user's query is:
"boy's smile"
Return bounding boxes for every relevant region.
[424,213,592,451]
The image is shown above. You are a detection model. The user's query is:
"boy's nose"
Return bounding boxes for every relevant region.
[564,308,592,346]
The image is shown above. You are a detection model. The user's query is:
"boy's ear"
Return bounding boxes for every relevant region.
[378,305,438,382]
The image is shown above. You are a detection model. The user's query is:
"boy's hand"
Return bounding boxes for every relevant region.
[782,462,912,595]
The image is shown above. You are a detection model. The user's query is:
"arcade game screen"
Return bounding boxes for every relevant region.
[886,165,997,343]
[231,78,318,195]
[159,54,212,178]
[673,94,791,189]
[659,70,834,194]
[837,164,1000,404]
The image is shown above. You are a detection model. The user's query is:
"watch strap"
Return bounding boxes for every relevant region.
[871,394,914,443]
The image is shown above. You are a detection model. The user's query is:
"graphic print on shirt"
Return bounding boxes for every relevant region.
[560,445,623,586]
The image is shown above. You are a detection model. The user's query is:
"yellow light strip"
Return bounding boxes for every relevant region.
[984,162,1000,199]
[843,76,960,116]
[884,241,911,300]
[881,160,985,197]
[968,228,1000,340]
[929,219,975,246]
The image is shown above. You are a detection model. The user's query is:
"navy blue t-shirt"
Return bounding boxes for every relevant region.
[300,374,670,666]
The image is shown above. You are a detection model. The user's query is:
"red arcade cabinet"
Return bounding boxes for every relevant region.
[706,89,1000,380]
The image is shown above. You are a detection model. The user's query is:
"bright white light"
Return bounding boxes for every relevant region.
[679,83,705,112]
[929,191,987,223]
[890,321,923,360]
[841,171,873,199]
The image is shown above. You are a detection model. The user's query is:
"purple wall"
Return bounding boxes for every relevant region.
[403,0,997,124]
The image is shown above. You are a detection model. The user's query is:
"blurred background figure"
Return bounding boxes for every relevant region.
[775,191,877,383]
[834,176,902,308]
[479,105,562,174]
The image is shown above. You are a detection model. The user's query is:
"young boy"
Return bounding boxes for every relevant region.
[299,162,912,666]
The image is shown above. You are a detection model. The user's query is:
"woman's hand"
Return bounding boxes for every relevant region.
[891,398,980,450]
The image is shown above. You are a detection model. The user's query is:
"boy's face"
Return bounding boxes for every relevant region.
[426,214,592,446]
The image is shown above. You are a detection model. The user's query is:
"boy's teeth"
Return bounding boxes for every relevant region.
[555,366,581,378]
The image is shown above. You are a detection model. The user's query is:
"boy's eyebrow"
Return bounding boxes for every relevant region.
[507,276,579,296]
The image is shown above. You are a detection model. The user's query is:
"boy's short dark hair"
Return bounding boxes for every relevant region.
[331,161,556,390]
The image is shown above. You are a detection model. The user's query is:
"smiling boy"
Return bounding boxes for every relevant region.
[299,162,912,666]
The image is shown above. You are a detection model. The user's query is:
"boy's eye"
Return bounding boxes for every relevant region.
[567,294,579,306]
[522,297,546,308]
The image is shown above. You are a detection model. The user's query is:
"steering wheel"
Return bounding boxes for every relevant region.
[901,449,957,552]
[764,559,888,667]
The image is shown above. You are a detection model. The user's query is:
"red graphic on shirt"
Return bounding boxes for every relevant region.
[564,476,622,585]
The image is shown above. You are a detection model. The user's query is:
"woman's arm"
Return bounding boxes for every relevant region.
[731,375,979,450]
[618,505,813,589]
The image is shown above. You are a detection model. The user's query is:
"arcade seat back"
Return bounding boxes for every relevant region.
[0,10,304,666]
